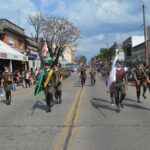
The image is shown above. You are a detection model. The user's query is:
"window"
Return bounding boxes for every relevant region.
[9,34,14,46]
[18,39,23,49]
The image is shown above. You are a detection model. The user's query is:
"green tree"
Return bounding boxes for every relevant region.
[99,42,118,60]
[78,56,87,65]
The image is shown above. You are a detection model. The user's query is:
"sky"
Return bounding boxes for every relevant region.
[0,0,150,60]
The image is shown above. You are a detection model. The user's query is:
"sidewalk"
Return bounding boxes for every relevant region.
[0,85,35,101]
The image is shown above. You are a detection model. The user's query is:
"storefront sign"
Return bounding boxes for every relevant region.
[23,56,28,61]
[27,52,37,60]
[0,52,7,58]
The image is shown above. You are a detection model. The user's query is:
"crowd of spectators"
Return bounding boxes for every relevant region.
[0,66,71,96]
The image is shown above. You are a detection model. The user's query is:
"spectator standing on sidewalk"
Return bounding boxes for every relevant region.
[25,70,31,88]
[2,66,12,105]
[0,71,5,96]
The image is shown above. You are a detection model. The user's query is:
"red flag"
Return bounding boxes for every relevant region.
[116,68,124,79]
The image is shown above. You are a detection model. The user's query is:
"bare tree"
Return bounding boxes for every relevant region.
[28,13,44,42]
[41,16,80,64]
[28,14,80,65]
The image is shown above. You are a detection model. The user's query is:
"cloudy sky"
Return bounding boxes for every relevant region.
[0,0,150,60]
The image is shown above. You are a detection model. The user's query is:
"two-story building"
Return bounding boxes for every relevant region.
[0,19,28,72]
[122,36,144,63]
[131,27,150,63]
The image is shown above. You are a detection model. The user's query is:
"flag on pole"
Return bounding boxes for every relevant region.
[108,49,119,87]
[34,68,45,96]
[42,42,48,57]
[44,69,53,87]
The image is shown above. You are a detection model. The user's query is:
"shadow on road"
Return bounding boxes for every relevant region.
[92,98,110,104]
[91,97,150,115]
[73,85,82,87]
[0,99,9,105]
[90,98,115,117]
[124,98,150,111]
[125,98,137,103]
[31,100,47,116]
[124,103,150,111]
[85,84,92,87]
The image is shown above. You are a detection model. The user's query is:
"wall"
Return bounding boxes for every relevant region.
[132,36,144,47]
[2,33,25,51]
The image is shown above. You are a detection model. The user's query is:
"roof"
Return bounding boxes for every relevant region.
[0,19,24,30]
[0,19,25,37]
[25,36,39,48]
[132,42,145,49]
[3,27,25,37]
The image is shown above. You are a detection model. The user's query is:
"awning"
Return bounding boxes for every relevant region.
[0,40,28,61]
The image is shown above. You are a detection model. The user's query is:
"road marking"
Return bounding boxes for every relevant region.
[54,88,81,150]
[66,88,84,150]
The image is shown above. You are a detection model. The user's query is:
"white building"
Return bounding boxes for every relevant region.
[132,42,145,62]
[122,36,144,62]
[61,46,75,64]
[131,27,150,63]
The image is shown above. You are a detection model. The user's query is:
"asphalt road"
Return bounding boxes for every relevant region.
[0,72,150,150]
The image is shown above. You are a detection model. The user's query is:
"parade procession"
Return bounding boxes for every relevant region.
[1,0,150,150]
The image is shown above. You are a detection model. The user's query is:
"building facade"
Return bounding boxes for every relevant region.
[132,42,145,62]
[61,45,75,64]
[122,36,144,63]
[0,19,40,72]
[147,26,150,63]
[25,37,40,70]
[0,19,27,71]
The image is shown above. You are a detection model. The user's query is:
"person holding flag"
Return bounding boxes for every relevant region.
[115,61,128,112]
[42,56,56,112]
[107,49,119,107]
[107,49,128,112]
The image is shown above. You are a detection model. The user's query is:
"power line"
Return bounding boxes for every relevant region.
[87,0,141,23]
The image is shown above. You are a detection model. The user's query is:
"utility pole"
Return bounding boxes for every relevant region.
[17,10,21,26]
[140,1,149,65]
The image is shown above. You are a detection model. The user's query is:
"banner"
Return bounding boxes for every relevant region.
[108,49,119,87]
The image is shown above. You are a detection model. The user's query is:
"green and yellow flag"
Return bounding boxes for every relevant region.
[44,69,53,87]
[34,68,45,96]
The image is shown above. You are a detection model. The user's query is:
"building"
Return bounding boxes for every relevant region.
[147,26,150,62]
[131,27,150,63]
[122,36,144,63]
[0,19,27,71]
[61,45,75,64]
[25,36,40,70]
[132,42,145,62]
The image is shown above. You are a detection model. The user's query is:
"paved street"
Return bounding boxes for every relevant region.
[0,72,150,150]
